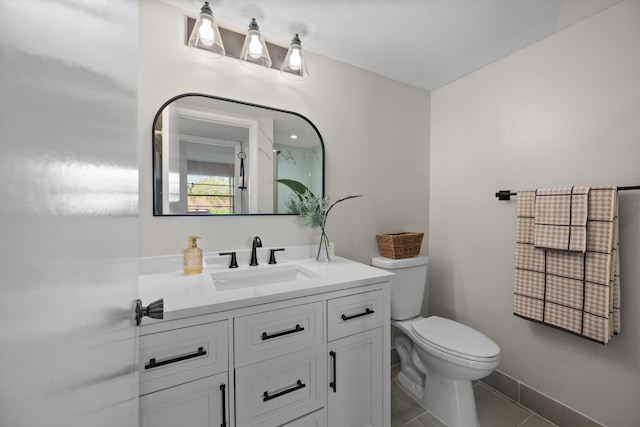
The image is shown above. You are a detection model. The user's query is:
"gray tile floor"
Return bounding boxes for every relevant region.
[391,366,557,427]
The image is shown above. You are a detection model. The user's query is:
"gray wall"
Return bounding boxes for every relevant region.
[429,1,640,426]
[138,0,431,263]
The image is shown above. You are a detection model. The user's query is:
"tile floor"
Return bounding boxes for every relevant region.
[391,366,557,427]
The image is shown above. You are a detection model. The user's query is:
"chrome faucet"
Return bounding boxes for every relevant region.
[250,236,262,266]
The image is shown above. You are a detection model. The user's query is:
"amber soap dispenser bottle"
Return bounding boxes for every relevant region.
[184,235,203,275]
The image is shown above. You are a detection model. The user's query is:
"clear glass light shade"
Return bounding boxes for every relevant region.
[239,19,272,70]
[280,34,309,80]
[188,2,225,58]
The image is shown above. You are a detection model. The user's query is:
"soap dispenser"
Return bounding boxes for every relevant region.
[184,235,203,275]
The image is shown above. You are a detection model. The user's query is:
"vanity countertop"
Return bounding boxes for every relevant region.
[138,246,393,323]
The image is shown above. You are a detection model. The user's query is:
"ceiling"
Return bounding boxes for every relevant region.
[160,0,621,91]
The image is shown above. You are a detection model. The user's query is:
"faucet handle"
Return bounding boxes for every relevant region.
[268,248,285,264]
[220,252,238,268]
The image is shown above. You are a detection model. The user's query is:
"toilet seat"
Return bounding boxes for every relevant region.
[411,316,499,362]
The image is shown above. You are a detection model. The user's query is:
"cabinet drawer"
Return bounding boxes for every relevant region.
[234,302,323,366]
[280,408,326,427]
[140,320,228,395]
[235,344,327,427]
[327,290,383,341]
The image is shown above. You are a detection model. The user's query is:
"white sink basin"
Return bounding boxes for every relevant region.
[211,264,319,291]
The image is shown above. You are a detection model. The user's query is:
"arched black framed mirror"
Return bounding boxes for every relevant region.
[153,94,324,215]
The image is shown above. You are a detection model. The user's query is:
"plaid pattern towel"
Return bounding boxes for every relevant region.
[514,186,620,344]
[534,186,590,252]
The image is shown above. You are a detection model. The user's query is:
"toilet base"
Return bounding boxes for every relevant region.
[396,363,480,427]
[395,332,481,427]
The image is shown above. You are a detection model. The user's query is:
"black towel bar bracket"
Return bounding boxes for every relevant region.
[495,186,640,201]
[495,190,517,200]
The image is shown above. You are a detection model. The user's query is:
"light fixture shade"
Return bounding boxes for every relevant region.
[188,1,225,58]
[280,34,309,80]
[239,18,272,70]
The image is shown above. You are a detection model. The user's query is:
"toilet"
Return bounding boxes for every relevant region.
[372,256,500,427]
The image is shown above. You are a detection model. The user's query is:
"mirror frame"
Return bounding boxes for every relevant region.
[152,93,325,216]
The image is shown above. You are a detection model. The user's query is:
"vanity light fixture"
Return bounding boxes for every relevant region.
[188,1,225,58]
[280,34,309,80]
[186,5,309,79]
[239,18,272,70]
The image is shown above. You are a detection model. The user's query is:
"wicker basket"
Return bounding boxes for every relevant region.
[376,232,424,259]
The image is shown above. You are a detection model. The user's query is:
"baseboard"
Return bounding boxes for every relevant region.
[391,348,605,427]
[481,370,606,427]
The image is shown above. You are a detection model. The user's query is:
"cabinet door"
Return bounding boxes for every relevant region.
[327,328,382,427]
[140,372,228,427]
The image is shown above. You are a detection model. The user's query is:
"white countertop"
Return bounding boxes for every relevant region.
[138,245,393,323]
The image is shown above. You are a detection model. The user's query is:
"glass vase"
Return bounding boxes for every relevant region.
[316,228,330,262]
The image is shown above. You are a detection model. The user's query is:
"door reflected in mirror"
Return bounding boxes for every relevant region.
[153,94,324,215]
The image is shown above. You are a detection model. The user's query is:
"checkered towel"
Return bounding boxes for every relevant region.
[534,186,590,252]
[514,186,620,344]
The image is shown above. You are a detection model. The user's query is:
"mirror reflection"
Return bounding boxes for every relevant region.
[153,94,324,215]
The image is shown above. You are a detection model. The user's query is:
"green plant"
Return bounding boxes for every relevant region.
[275,179,362,260]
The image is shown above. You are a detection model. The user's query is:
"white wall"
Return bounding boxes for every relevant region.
[429,1,640,426]
[139,0,430,263]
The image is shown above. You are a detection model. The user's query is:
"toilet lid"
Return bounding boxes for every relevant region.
[411,316,500,361]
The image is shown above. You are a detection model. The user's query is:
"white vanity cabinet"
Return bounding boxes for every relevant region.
[138,254,392,427]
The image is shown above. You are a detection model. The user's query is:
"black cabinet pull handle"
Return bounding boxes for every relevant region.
[262,380,306,402]
[220,384,226,427]
[144,346,207,370]
[329,351,337,393]
[261,324,305,340]
[341,308,375,321]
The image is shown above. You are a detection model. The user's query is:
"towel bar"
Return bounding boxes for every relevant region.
[495,186,640,201]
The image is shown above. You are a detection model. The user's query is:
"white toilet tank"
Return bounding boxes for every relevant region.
[372,256,428,320]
